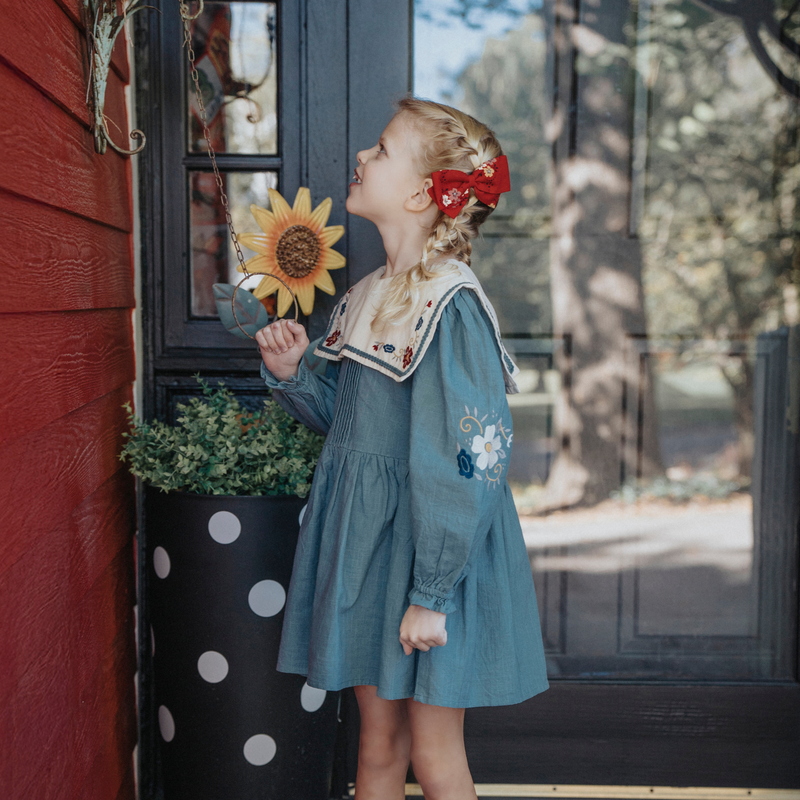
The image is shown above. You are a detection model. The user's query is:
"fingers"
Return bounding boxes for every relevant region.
[270,319,290,352]
[256,318,308,354]
[399,631,447,655]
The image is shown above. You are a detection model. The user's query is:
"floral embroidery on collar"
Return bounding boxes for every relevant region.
[455,405,511,488]
[370,299,434,373]
[323,288,353,347]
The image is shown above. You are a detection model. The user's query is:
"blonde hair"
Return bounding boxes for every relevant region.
[370,97,504,333]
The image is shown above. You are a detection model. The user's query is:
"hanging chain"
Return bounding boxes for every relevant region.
[179,0,249,278]
[178,0,299,330]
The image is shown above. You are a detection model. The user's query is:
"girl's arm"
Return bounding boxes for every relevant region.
[257,319,341,436]
[407,287,512,614]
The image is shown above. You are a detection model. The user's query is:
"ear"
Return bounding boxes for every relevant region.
[404,177,435,214]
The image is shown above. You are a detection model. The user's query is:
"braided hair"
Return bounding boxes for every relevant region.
[370,97,503,333]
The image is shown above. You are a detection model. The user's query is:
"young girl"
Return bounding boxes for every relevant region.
[255,97,548,800]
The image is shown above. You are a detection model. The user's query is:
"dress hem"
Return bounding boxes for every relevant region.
[276,661,549,709]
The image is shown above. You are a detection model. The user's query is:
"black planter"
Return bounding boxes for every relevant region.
[145,488,339,800]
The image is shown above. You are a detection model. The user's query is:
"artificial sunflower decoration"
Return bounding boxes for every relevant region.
[236,187,345,316]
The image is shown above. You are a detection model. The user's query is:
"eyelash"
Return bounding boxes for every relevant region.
[377,143,386,155]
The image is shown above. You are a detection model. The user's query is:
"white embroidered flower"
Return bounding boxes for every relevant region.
[471,424,502,470]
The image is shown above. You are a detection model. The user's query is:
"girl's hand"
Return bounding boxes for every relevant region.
[255,318,309,382]
[399,604,447,655]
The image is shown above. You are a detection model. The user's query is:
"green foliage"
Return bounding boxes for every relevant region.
[610,473,747,504]
[119,375,325,497]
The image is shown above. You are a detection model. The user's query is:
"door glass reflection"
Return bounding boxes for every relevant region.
[189,170,278,318]
[414,0,798,681]
[186,2,277,154]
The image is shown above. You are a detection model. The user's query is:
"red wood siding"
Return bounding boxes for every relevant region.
[0,1,137,797]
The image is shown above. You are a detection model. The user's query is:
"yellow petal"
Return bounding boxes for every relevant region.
[268,188,293,225]
[237,232,272,253]
[320,249,346,270]
[319,225,344,247]
[240,253,273,273]
[313,269,336,295]
[252,274,282,298]
[295,281,316,315]
[292,187,311,219]
[277,286,297,317]
[308,197,332,232]
[250,203,275,233]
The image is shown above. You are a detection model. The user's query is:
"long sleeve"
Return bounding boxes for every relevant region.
[261,335,341,435]
[407,288,513,614]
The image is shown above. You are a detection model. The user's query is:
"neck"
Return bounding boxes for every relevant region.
[375,217,431,279]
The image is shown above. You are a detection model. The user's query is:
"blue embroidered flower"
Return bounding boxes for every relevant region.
[339,302,347,315]
[382,343,395,353]
[457,448,474,479]
[415,316,424,331]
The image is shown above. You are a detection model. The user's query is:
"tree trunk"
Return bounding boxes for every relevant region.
[543,0,663,509]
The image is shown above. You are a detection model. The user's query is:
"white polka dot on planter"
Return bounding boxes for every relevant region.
[153,546,171,579]
[298,503,308,526]
[158,705,175,742]
[248,580,286,617]
[300,682,327,712]
[208,511,241,544]
[197,650,229,683]
[243,734,276,766]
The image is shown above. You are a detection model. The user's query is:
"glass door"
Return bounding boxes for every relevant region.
[413,0,799,788]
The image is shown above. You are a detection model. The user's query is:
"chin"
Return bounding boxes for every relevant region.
[345,195,369,221]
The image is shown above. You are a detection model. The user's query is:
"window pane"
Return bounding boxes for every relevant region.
[189,170,278,318]
[414,0,551,337]
[414,0,799,681]
[187,2,277,155]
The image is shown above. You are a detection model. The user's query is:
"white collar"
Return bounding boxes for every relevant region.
[312,260,520,394]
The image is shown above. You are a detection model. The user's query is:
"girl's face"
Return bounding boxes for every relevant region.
[346,112,429,226]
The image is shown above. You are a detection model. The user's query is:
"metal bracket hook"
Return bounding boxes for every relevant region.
[82,0,153,155]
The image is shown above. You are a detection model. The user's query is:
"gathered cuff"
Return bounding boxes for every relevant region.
[407,585,457,615]
[260,359,306,391]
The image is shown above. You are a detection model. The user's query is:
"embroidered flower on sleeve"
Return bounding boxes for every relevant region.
[383,344,395,353]
[325,328,341,347]
[471,424,502,470]
[339,302,347,315]
[402,346,413,369]
[457,407,511,488]
[415,316,424,331]
[457,449,475,478]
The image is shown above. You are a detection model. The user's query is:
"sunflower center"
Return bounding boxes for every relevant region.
[276,225,321,278]
[485,442,492,452]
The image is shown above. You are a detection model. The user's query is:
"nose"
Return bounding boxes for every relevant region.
[356,146,372,165]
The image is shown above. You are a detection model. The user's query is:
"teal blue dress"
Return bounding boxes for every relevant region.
[261,287,549,708]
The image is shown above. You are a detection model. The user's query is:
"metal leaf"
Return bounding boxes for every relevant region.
[213,283,270,339]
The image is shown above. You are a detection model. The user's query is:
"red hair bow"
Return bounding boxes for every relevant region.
[427,155,511,219]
